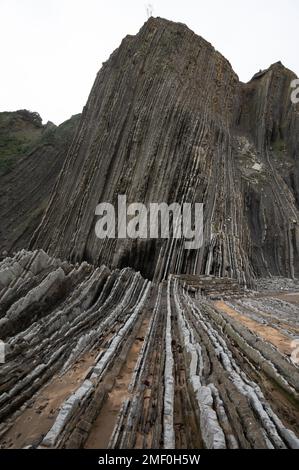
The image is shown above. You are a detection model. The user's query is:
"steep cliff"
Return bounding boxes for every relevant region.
[24,17,299,283]
[237,62,299,278]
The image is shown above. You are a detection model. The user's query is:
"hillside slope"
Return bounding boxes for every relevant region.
[0,113,80,256]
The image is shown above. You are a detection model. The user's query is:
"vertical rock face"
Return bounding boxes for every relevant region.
[30,17,298,283]
[237,63,299,279]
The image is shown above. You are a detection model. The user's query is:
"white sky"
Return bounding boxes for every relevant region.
[0,0,298,125]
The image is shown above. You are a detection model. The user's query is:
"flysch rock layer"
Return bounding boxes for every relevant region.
[0,250,298,449]
[27,17,299,284]
[0,17,299,450]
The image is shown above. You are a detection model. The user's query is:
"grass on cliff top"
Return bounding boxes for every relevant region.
[0,111,81,175]
[0,111,44,174]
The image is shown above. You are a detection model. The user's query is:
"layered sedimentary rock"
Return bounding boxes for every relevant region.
[29,17,299,284]
[0,113,80,256]
[237,62,299,278]
[0,250,298,449]
[1,17,299,452]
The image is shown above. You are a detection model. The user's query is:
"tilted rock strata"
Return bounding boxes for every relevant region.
[0,250,298,449]
[236,62,299,278]
[30,17,299,284]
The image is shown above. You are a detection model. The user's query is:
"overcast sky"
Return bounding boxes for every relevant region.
[0,0,298,125]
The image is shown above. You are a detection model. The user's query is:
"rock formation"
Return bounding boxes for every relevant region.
[0,250,298,449]
[27,17,299,285]
[0,17,299,450]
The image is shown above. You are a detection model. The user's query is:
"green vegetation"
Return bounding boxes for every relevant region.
[0,110,81,176]
[0,110,44,175]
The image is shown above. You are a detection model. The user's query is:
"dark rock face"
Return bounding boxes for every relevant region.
[0,114,80,256]
[237,63,299,279]
[30,18,299,284]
